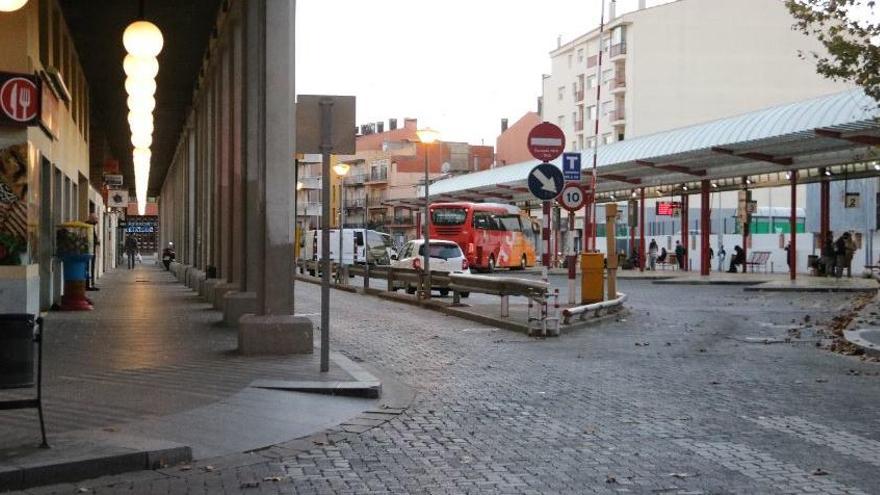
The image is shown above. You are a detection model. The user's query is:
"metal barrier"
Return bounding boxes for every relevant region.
[561,292,627,324]
[296,260,561,335]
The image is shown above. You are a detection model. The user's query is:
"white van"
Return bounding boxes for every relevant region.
[300,229,396,267]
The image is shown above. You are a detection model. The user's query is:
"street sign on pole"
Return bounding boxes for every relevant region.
[528,163,564,201]
[527,122,566,162]
[559,183,586,212]
[562,152,581,182]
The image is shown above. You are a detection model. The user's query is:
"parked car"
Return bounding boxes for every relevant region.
[391,239,470,297]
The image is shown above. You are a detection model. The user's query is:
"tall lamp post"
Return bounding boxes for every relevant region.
[416,128,440,299]
[333,162,350,284]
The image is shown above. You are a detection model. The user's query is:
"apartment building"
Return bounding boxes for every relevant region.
[306,118,496,245]
[541,0,852,151]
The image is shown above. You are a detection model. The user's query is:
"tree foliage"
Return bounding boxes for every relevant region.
[785,0,879,101]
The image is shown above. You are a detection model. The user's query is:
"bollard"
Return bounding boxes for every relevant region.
[500,295,509,318]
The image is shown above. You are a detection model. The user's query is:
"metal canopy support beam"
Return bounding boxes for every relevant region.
[639,187,645,273]
[680,193,689,271]
[815,128,880,146]
[700,180,710,276]
[741,177,749,271]
[635,160,706,177]
[600,174,642,185]
[820,169,830,247]
[711,147,793,166]
[790,170,798,281]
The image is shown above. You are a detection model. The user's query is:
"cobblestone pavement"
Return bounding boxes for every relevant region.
[15,279,880,494]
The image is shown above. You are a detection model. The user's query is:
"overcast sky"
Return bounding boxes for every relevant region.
[295,0,674,147]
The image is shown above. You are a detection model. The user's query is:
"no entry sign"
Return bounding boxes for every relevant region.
[527,122,565,162]
[0,73,40,126]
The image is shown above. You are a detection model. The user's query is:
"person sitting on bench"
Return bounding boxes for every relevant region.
[728,245,745,273]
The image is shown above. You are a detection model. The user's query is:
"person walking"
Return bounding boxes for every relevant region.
[124,235,138,270]
[821,232,835,276]
[728,245,745,273]
[717,244,727,272]
[834,234,847,278]
[648,239,658,271]
[784,242,791,270]
[843,232,856,278]
[675,240,685,270]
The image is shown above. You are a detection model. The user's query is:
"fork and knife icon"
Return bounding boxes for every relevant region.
[8,83,32,120]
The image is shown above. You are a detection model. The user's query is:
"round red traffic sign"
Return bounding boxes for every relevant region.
[527,122,565,162]
[0,77,39,123]
[558,183,586,212]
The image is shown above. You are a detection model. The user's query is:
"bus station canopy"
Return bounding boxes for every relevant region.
[393,90,880,209]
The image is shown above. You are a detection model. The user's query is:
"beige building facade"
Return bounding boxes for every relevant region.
[541,0,853,152]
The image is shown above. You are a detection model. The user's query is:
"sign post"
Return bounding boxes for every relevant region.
[295,95,356,373]
[0,73,41,126]
[526,122,566,284]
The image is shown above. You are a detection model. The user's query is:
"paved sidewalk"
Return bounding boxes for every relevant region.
[0,263,381,490]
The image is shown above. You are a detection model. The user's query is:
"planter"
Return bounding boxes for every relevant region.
[60,253,93,311]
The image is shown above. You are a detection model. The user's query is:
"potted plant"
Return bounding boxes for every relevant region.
[56,222,94,311]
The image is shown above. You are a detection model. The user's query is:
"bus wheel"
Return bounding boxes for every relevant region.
[439,289,450,297]
[487,255,496,273]
[512,254,527,270]
[405,285,416,295]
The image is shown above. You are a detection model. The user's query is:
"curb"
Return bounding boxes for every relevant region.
[250,351,381,399]
[0,436,191,493]
[843,328,880,357]
[744,285,878,293]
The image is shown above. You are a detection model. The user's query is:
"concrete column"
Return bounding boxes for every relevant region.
[223,9,257,325]
[238,0,312,354]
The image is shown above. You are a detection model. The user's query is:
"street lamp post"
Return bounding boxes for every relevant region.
[333,163,350,284]
[416,128,440,299]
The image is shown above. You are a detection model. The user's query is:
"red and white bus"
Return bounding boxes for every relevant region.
[428,202,538,272]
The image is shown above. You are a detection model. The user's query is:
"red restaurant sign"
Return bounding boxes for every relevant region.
[0,72,41,127]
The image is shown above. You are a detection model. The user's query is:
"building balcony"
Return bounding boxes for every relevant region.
[574,120,585,132]
[586,54,598,68]
[609,42,627,59]
[368,169,388,183]
[347,173,367,184]
[369,215,388,225]
[610,109,626,123]
[297,176,321,190]
[574,89,584,102]
[298,201,322,217]
[345,198,365,209]
[390,215,415,227]
[367,196,388,208]
[610,77,626,93]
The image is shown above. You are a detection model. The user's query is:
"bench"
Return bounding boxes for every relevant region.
[744,251,771,273]
[657,254,677,270]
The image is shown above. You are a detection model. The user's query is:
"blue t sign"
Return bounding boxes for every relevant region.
[562,152,581,182]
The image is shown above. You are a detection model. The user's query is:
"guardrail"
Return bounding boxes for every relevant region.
[296,260,561,335]
[561,292,627,324]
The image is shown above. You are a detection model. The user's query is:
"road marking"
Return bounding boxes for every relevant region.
[747,415,880,467]
[675,439,869,495]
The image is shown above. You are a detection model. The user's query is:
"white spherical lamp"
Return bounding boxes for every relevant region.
[125,77,156,98]
[123,55,159,79]
[127,95,155,113]
[123,20,164,57]
[0,0,28,12]
[131,132,153,149]
[127,111,152,128]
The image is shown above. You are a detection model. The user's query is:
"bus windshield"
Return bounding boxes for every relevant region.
[432,208,467,225]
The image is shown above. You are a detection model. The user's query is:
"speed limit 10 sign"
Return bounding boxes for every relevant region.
[558,183,586,212]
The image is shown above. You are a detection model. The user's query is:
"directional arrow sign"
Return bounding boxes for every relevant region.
[528,163,564,201]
